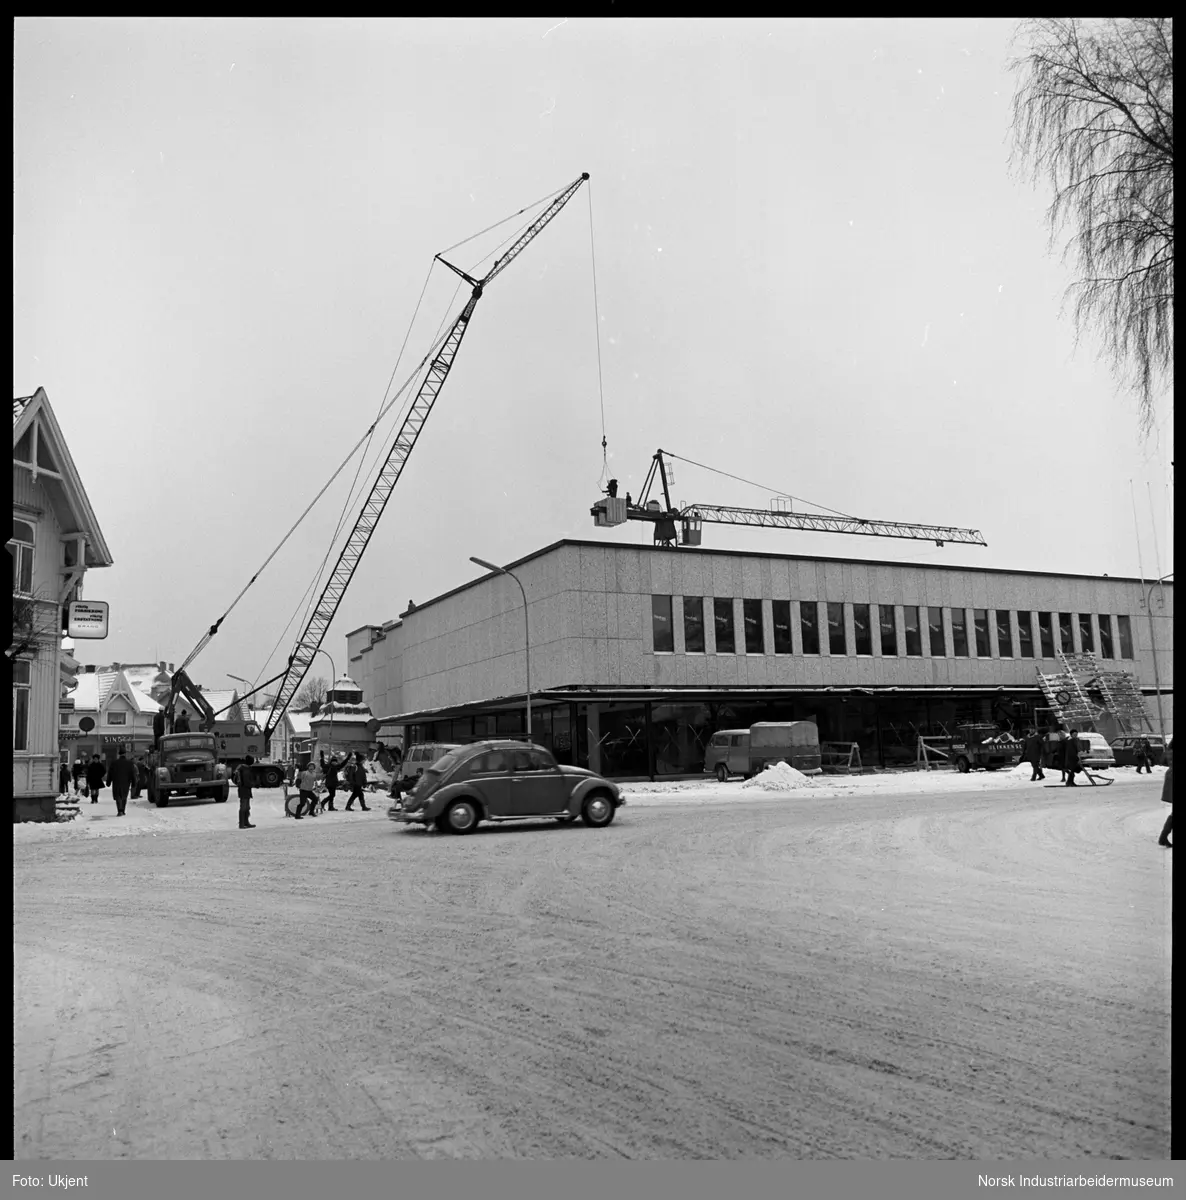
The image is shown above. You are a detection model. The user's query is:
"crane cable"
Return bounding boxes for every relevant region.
[661,450,861,520]
[586,183,610,490]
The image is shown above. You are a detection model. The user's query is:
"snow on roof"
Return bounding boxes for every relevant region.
[288,712,313,736]
[200,690,247,720]
[69,669,161,713]
[71,673,100,711]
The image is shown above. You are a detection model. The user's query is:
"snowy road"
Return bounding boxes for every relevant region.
[13,773,1171,1160]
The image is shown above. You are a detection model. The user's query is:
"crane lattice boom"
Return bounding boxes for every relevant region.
[683,503,986,546]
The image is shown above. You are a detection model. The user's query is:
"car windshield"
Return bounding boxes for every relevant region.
[163,737,214,751]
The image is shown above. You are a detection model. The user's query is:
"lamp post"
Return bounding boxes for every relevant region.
[1140,574,1172,743]
[470,556,531,740]
[305,647,337,758]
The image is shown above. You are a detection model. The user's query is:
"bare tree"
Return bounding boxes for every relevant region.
[294,675,329,713]
[9,589,63,660]
[1010,18,1173,430]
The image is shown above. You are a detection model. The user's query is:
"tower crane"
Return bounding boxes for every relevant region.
[591,449,986,548]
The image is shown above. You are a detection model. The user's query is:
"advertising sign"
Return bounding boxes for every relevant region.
[67,600,109,640]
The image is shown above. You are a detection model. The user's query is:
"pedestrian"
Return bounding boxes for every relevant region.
[107,747,136,815]
[1157,740,1173,847]
[295,760,319,819]
[174,709,191,733]
[320,751,341,812]
[1063,727,1081,787]
[1023,729,1046,782]
[72,758,86,795]
[131,755,149,799]
[235,754,256,829]
[1135,736,1154,774]
[85,753,107,804]
[59,760,70,796]
[344,752,371,811]
[152,709,165,750]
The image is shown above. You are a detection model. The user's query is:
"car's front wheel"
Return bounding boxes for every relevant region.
[956,756,971,774]
[443,799,479,835]
[715,764,728,783]
[581,793,615,828]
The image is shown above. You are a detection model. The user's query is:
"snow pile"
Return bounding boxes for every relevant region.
[740,761,815,791]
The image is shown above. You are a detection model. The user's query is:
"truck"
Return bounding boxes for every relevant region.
[950,723,1022,773]
[163,669,287,788]
[147,732,230,807]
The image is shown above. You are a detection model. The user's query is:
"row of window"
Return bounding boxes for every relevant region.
[650,597,1136,661]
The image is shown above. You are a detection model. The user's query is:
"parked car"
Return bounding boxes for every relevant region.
[704,729,751,782]
[1111,735,1167,768]
[396,742,464,794]
[1077,732,1116,771]
[389,740,624,834]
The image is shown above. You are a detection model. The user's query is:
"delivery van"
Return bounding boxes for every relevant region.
[748,721,823,776]
[704,730,751,781]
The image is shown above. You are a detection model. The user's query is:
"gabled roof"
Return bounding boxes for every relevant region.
[13,388,113,567]
[288,712,313,737]
[69,669,160,714]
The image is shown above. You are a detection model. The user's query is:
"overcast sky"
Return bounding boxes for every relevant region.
[14,18,1174,696]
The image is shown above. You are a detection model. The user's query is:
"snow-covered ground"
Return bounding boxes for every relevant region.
[14,763,1168,844]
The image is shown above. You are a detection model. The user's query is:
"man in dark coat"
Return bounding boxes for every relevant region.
[131,755,149,798]
[59,761,70,795]
[1063,728,1081,787]
[1136,737,1154,774]
[152,709,166,749]
[107,747,137,815]
[174,709,191,733]
[1023,730,1046,781]
[320,751,341,812]
[343,752,371,812]
[85,753,107,804]
[235,755,256,829]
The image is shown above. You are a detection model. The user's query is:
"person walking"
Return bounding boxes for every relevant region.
[59,760,70,796]
[72,757,86,795]
[85,753,107,805]
[295,760,319,819]
[320,752,341,812]
[343,752,371,811]
[1157,741,1173,847]
[235,755,256,829]
[1135,736,1154,774]
[1063,728,1081,787]
[1023,729,1046,781]
[107,747,136,815]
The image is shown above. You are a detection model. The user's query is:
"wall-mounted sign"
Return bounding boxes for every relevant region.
[67,601,109,640]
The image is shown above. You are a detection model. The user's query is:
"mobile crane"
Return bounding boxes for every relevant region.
[163,173,591,773]
[592,449,986,548]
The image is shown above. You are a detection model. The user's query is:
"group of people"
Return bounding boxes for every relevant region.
[1019,728,1158,786]
[283,750,373,820]
[61,749,150,816]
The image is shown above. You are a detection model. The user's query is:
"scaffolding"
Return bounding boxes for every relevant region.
[1035,652,1154,736]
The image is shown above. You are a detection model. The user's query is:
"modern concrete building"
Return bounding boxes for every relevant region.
[347,539,1173,778]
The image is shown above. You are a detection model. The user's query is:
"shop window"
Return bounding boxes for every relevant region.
[951,609,969,657]
[651,595,674,653]
[879,605,897,656]
[743,599,765,654]
[800,602,820,655]
[13,658,31,751]
[852,604,872,655]
[1098,615,1114,659]
[827,602,847,655]
[1059,612,1074,653]
[1037,612,1055,658]
[9,519,34,597]
[928,606,946,656]
[713,599,735,654]
[1017,612,1034,658]
[1078,613,1094,654]
[1117,615,1134,659]
[683,596,705,653]
[772,600,792,654]
[903,606,922,656]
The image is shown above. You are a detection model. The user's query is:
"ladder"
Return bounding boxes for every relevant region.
[1036,653,1098,729]
[1036,652,1153,735]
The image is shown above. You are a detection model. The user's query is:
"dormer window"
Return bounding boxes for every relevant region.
[9,519,34,597]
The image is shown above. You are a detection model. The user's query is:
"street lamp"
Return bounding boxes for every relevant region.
[470,556,531,740]
[305,647,337,758]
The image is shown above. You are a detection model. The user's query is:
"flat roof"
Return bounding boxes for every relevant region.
[396,537,1170,621]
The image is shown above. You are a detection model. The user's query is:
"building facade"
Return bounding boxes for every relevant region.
[62,667,161,769]
[347,539,1173,778]
[12,389,114,820]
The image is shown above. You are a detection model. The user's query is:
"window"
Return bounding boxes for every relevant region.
[683,596,705,653]
[1078,613,1094,654]
[772,600,793,655]
[1098,615,1114,659]
[800,602,820,655]
[1117,615,1134,659]
[9,519,34,597]
[513,748,556,772]
[972,609,990,657]
[106,711,127,725]
[60,712,70,725]
[13,659,30,751]
[1017,612,1034,658]
[827,602,847,655]
[879,605,898,656]
[903,606,922,656]
[928,606,946,656]
[951,609,969,657]
[995,611,1013,658]
[651,595,674,653]
[1037,612,1055,658]
[714,599,735,654]
[852,604,872,655]
[1059,612,1074,653]
[743,599,765,654]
